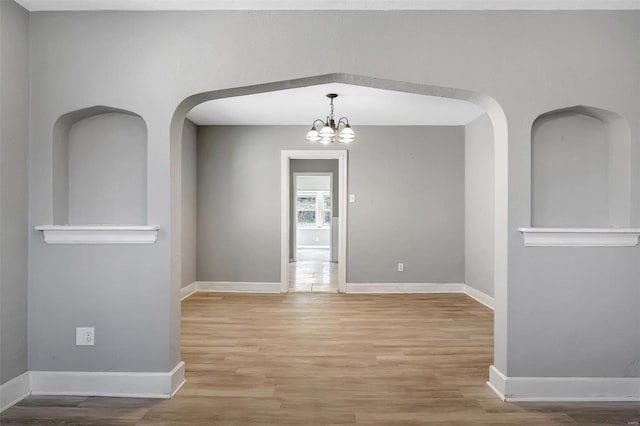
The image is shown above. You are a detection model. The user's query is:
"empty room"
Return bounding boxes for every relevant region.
[1,0,639,424]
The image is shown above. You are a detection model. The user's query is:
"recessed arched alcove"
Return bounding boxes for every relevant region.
[530,105,631,228]
[53,106,148,225]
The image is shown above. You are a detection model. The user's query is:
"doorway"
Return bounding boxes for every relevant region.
[173,74,506,397]
[280,150,347,293]
[290,171,336,292]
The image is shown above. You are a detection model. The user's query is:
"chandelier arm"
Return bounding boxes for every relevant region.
[337,117,350,129]
[312,119,325,129]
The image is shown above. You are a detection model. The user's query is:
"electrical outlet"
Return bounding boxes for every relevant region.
[398,263,404,272]
[76,327,94,346]
[349,194,355,203]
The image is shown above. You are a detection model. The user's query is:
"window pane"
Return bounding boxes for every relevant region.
[323,194,331,210]
[297,196,316,210]
[324,211,331,225]
[298,211,316,224]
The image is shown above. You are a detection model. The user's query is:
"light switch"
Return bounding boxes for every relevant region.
[349,194,355,203]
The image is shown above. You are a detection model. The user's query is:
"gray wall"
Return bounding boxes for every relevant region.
[181,119,197,288]
[197,125,465,284]
[290,159,339,257]
[67,112,147,225]
[24,9,640,380]
[347,126,465,283]
[296,228,330,247]
[0,0,29,385]
[465,114,495,297]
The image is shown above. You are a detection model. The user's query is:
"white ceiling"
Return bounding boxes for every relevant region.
[15,0,640,10]
[186,83,485,126]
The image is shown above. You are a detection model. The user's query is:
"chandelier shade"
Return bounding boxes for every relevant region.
[305,94,356,144]
[305,129,320,142]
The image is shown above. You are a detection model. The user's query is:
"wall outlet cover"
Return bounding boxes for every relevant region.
[76,327,95,346]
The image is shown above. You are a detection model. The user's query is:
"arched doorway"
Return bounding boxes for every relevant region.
[169,73,509,388]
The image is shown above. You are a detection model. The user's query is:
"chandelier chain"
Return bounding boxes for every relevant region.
[329,97,335,121]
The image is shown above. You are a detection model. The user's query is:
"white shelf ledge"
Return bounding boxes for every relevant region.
[35,225,160,244]
[519,227,640,247]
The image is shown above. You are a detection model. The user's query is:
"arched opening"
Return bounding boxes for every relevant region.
[169,73,509,395]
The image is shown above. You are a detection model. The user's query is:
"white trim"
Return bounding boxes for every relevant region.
[197,281,281,293]
[345,283,466,293]
[281,150,347,293]
[488,365,640,402]
[292,172,297,262]
[181,282,496,312]
[464,285,495,310]
[519,227,640,247]
[34,225,160,244]
[170,363,187,398]
[15,0,640,11]
[488,365,508,401]
[0,372,31,413]
[180,282,198,300]
[30,362,185,399]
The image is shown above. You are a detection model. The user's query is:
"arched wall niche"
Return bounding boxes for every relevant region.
[168,73,510,376]
[53,106,148,225]
[530,105,631,228]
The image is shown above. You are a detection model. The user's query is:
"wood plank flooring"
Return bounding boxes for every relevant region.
[2,293,639,425]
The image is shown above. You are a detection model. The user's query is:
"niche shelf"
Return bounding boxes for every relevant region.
[524,105,635,247]
[35,225,160,245]
[519,227,640,247]
[42,106,158,244]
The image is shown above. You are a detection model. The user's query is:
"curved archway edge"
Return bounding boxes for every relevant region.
[169,73,510,380]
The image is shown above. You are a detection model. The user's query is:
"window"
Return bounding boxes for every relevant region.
[323,194,332,226]
[297,194,317,225]
[296,191,331,228]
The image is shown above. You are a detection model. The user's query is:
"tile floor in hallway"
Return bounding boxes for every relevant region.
[289,247,338,292]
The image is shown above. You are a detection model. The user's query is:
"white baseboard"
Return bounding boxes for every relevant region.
[488,365,508,400]
[464,285,495,310]
[181,282,198,300]
[488,365,640,401]
[183,282,494,312]
[196,281,281,293]
[345,283,466,293]
[0,371,31,413]
[30,361,185,399]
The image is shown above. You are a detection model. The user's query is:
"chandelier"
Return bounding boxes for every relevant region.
[305,94,356,144]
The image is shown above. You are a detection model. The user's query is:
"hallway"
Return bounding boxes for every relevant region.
[288,248,338,292]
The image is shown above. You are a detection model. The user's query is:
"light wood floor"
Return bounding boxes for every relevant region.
[2,293,639,425]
